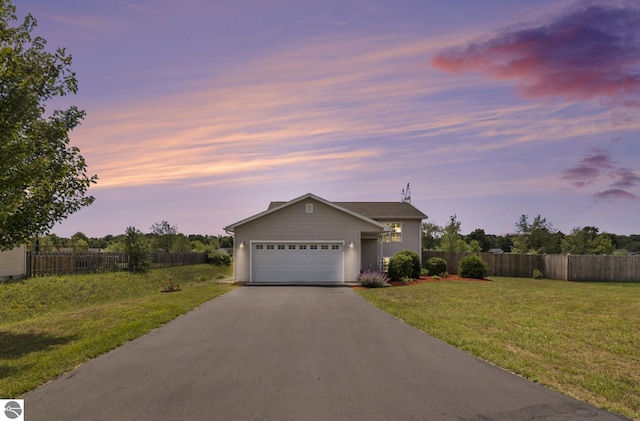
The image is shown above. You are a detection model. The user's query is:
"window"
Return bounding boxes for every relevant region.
[267,245,274,250]
[321,245,329,250]
[382,222,402,243]
[306,203,313,213]
[256,244,263,250]
[277,244,285,250]
[310,245,318,250]
[380,257,390,272]
[331,245,340,250]
[289,245,296,250]
[299,245,307,250]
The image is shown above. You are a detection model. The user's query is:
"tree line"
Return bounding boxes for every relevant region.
[423,214,640,255]
[30,221,233,254]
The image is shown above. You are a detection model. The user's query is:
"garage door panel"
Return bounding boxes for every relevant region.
[251,243,343,283]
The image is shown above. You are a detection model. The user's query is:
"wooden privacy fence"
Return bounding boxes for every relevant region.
[423,251,640,282]
[26,251,208,277]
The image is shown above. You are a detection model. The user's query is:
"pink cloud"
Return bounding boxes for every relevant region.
[431,3,640,106]
[594,189,638,201]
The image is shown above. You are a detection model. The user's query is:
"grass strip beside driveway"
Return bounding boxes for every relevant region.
[0,265,236,397]
[357,277,640,420]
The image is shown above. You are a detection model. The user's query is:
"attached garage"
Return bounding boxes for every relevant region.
[251,242,344,283]
[224,193,427,284]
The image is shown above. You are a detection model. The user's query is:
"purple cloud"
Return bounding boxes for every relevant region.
[431,3,640,106]
[594,189,639,201]
[610,168,640,188]
[561,149,615,187]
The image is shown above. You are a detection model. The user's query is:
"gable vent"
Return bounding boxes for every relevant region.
[306,203,313,213]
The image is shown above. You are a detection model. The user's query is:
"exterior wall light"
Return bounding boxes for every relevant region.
[349,241,354,248]
[240,241,245,248]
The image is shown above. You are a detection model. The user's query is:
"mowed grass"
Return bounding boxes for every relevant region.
[358,277,640,420]
[0,265,235,397]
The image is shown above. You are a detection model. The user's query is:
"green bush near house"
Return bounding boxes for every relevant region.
[426,257,447,276]
[388,253,414,281]
[458,255,487,279]
[389,250,421,280]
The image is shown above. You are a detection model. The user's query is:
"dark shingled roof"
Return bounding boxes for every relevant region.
[268,201,427,219]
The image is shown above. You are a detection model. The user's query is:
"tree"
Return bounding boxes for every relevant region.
[170,234,192,253]
[561,227,615,255]
[512,215,560,254]
[465,229,493,252]
[439,215,468,252]
[124,226,151,272]
[422,222,442,251]
[0,1,97,250]
[150,221,178,252]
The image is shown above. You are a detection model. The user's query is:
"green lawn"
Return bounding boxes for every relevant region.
[0,265,235,397]
[358,277,640,420]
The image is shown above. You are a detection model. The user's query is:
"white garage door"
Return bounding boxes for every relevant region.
[251,242,344,283]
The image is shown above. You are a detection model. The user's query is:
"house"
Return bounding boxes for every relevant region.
[223,193,427,284]
[0,244,27,280]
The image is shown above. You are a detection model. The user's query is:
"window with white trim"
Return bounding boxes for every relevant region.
[382,222,402,243]
[300,245,307,250]
[310,245,318,250]
[289,245,296,250]
[321,245,329,250]
[256,244,263,250]
[277,244,285,250]
[267,244,274,250]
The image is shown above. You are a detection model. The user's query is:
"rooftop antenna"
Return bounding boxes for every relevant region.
[401,183,411,203]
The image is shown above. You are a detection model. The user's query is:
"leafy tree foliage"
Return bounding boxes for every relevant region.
[422,222,443,250]
[439,214,468,252]
[150,220,178,252]
[512,215,561,254]
[561,227,615,255]
[0,1,97,250]
[465,229,493,252]
[124,226,151,272]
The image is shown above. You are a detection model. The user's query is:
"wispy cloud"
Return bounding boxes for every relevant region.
[431,2,640,107]
[69,32,637,196]
[594,189,638,201]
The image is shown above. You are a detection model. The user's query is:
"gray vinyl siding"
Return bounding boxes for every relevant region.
[380,219,423,262]
[0,245,27,280]
[232,198,383,283]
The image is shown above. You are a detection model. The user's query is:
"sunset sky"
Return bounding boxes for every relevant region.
[19,0,640,237]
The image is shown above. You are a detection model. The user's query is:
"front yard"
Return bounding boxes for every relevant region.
[0,265,235,397]
[357,277,640,420]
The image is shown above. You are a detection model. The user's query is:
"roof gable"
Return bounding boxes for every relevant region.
[224,193,389,232]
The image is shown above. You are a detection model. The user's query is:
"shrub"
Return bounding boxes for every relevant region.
[357,270,389,288]
[208,250,231,266]
[388,253,414,281]
[426,257,447,276]
[394,250,422,279]
[458,255,487,279]
[533,269,544,279]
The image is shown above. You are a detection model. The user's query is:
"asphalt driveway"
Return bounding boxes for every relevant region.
[24,286,627,420]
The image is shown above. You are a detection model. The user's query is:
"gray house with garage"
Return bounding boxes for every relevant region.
[223,193,427,284]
